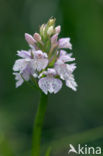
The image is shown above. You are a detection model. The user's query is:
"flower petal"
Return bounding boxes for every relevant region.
[38,77,62,94]
[34,50,48,58]
[55,63,76,80]
[38,77,49,94]
[21,64,33,81]
[58,38,72,49]
[38,68,56,78]
[17,50,31,58]
[51,78,62,93]
[31,58,48,72]
[13,59,27,71]
[66,74,77,91]
[58,50,75,63]
[13,73,24,88]
[31,50,48,71]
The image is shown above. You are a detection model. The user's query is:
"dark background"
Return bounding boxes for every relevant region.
[0,0,103,156]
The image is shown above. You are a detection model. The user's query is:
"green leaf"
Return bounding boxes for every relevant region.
[0,133,15,156]
[45,146,52,156]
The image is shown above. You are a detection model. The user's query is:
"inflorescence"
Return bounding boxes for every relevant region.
[13,18,77,94]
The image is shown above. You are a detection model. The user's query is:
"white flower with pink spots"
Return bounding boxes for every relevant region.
[13,18,77,94]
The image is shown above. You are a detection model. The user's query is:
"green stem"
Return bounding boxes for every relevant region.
[32,92,48,156]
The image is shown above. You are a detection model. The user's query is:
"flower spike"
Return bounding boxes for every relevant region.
[13,18,77,94]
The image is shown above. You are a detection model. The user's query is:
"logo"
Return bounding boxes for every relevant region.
[68,144,102,155]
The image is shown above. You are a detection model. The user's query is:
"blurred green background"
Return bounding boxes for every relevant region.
[0,0,103,156]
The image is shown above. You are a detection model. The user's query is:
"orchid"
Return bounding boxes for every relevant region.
[13,18,77,156]
[13,18,77,94]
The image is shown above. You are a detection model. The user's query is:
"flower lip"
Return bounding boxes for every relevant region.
[38,75,62,94]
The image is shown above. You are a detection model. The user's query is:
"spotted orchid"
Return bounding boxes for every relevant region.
[13,18,77,94]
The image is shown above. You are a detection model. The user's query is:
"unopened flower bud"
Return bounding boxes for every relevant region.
[48,18,56,26]
[40,24,46,36]
[47,26,54,36]
[51,34,58,45]
[33,33,41,42]
[25,33,36,45]
[55,25,61,34]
